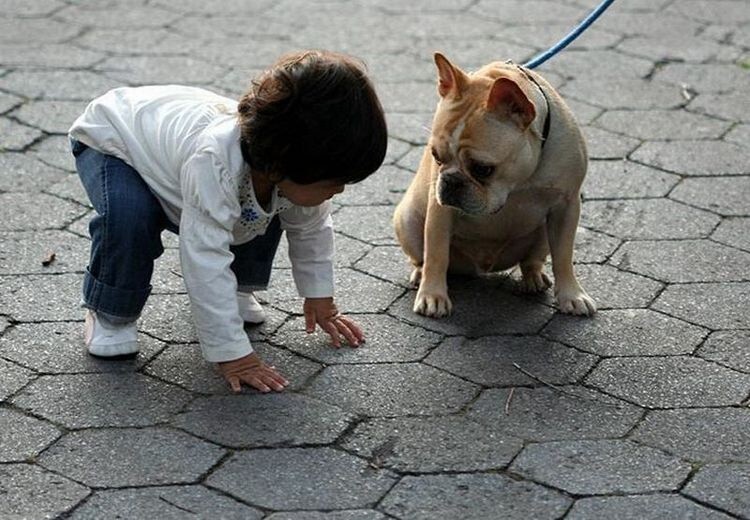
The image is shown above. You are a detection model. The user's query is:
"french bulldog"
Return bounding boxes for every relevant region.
[393,53,596,318]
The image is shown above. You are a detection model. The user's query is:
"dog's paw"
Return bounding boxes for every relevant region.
[556,289,597,316]
[414,290,452,318]
[409,267,422,288]
[519,271,552,293]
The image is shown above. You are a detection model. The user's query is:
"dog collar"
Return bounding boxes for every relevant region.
[514,64,552,147]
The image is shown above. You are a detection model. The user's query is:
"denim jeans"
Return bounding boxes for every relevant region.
[72,139,282,324]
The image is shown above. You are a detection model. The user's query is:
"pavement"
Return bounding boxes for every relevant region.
[1,0,749,518]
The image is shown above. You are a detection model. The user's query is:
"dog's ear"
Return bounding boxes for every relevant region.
[486,77,536,129]
[434,53,466,98]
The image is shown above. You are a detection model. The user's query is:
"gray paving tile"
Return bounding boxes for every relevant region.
[0,17,80,45]
[653,282,750,329]
[0,117,44,151]
[0,70,121,101]
[272,314,441,364]
[0,230,89,275]
[335,165,413,206]
[511,439,691,495]
[725,123,750,146]
[0,273,83,321]
[617,34,726,62]
[586,356,750,408]
[75,27,168,56]
[573,227,622,263]
[611,239,750,282]
[583,159,680,199]
[542,309,707,356]
[96,56,227,86]
[395,144,426,173]
[39,427,226,487]
[0,192,86,231]
[631,140,750,176]
[0,153,67,193]
[468,386,642,441]
[689,90,750,123]
[565,98,604,125]
[574,264,664,309]
[1,0,65,16]
[0,358,35,402]
[266,511,386,520]
[670,176,750,216]
[275,233,371,269]
[0,90,22,114]
[206,447,398,510]
[305,363,479,417]
[632,408,750,463]
[683,464,750,518]
[335,205,398,246]
[0,408,61,462]
[354,245,412,287]
[341,415,523,472]
[697,330,750,373]
[582,125,640,160]
[667,0,750,24]
[596,10,702,37]
[596,109,730,140]
[386,112,433,144]
[13,373,192,428]
[473,0,586,24]
[654,63,750,93]
[560,77,685,110]
[57,3,182,28]
[380,473,571,520]
[30,134,76,172]
[0,463,89,519]
[581,199,720,239]
[139,293,198,343]
[11,100,88,134]
[0,43,104,68]
[173,393,354,448]
[69,485,263,520]
[383,138,411,166]
[425,336,597,386]
[45,172,91,206]
[544,49,654,80]
[567,494,735,520]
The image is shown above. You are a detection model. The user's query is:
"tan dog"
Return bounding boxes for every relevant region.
[393,53,596,318]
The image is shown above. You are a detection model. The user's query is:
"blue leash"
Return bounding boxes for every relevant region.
[523,0,616,69]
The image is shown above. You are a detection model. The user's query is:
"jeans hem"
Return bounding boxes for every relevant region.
[83,268,151,321]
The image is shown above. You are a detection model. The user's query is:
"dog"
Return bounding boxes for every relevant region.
[393,53,596,318]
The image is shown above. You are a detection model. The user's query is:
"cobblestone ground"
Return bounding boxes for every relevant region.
[1,0,749,518]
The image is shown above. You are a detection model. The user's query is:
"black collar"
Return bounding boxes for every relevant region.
[514,64,551,147]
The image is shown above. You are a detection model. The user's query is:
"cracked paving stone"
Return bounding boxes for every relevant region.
[172,393,354,448]
[140,293,198,343]
[467,387,642,441]
[689,90,750,123]
[69,485,263,520]
[45,172,91,206]
[565,99,603,125]
[697,330,750,373]
[0,69,121,101]
[0,117,44,151]
[396,145,426,172]
[0,322,164,373]
[265,511,387,520]
[511,439,691,495]
[380,473,571,520]
[654,63,750,93]
[0,43,104,68]
[0,17,80,45]
[582,160,679,200]
[683,464,750,518]
[39,427,226,487]
[0,0,66,17]
[206,447,398,510]
[596,109,731,140]
[0,152,67,192]
[653,282,750,329]
[0,464,90,519]
[567,264,663,310]
[12,373,192,429]
[0,358,35,402]
[670,176,750,216]
[667,0,750,24]
[0,273,83,321]
[0,230,89,275]
[353,245,412,287]
[275,233,371,269]
[335,165,413,206]
[335,206,398,246]
[542,309,707,356]
[581,199,720,240]
[383,138,411,165]
[611,239,750,283]
[12,100,87,135]
[617,33,726,63]
[560,77,685,110]
[0,408,61,462]
[544,50,654,80]
[0,192,87,232]
[632,408,750,463]
[712,217,750,252]
[57,4,182,28]
[305,363,479,417]
[573,227,621,263]
[0,90,22,114]
[272,314,442,364]
[341,415,523,473]
[631,140,750,176]
[30,135,77,172]
[97,56,227,86]
[567,494,735,520]
[586,356,750,408]
[386,112,433,144]
[426,336,597,386]
[582,126,640,159]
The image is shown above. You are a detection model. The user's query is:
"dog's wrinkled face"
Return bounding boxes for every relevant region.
[431,54,541,215]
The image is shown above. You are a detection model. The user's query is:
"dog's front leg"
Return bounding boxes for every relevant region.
[414,197,453,317]
[547,195,597,315]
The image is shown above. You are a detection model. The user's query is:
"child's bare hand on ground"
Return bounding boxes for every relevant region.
[304,297,364,348]
[217,353,288,393]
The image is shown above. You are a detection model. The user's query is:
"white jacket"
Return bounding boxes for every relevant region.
[70,85,334,362]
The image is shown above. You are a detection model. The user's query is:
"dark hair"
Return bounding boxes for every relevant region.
[237,50,388,185]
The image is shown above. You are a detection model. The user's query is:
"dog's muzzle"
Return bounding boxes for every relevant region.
[436,172,465,207]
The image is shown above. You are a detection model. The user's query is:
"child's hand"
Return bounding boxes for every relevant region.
[217,353,288,393]
[303,297,364,348]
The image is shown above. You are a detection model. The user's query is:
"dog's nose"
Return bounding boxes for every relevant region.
[441,172,463,191]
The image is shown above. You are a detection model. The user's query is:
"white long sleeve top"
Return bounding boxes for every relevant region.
[69,85,334,362]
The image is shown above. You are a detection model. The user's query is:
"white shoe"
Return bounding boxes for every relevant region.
[237,291,265,324]
[84,310,139,357]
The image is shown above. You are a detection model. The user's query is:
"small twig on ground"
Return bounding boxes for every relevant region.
[41,251,56,267]
[511,363,620,408]
[505,387,515,415]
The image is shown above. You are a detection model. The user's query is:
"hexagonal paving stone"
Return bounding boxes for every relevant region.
[336,165,413,206]
[0,408,61,462]
[0,192,86,231]
[69,485,263,520]
[274,233,371,269]
[689,90,750,123]
[0,90,22,113]
[39,427,226,487]
[97,56,227,85]
[586,356,750,408]
[380,473,571,520]
[272,314,441,364]
[206,447,398,510]
[567,494,734,520]
[0,358,35,402]
[1,0,65,17]
[560,77,685,110]
[542,309,707,356]
[425,336,597,386]
[574,227,622,263]
[13,373,192,428]
[581,199,720,239]
[30,134,76,172]
[511,439,691,495]
[668,0,750,23]
[341,415,523,472]
[305,363,479,417]
[632,408,750,463]
[712,217,750,252]
[583,126,640,160]
[139,293,198,343]
[0,70,121,101]
[697,330,750,373]
[12,100,87,134]
[582,160,679,200]
[631,140,750,176]
[654,63,750,93]
[725,123,750,146]
[566,264,663,310]
[0,230,89,275]
[653,282,750,329]
[617,33,726,63]
[545,49,653,79]
[611,239,750,283]
[0,117,44,151]
[1,43,104,69]
[0,273,83,321]
[683,464,750,518]
[266,511,386,520]
[0,152,67,192]
[0,464,89,519]
[597,109,730,140]
[0,17,80,44]
[670,176,750,216]
[334,205,398,246]
[353,245,412,287]
[45,172,91,206]
[386,112,434,145]
[173,393,354,448]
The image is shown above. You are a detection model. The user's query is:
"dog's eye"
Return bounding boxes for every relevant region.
[470,162,494,180]
[431,148,443,165]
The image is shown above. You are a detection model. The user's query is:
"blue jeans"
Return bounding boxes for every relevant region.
[72,140,282,324]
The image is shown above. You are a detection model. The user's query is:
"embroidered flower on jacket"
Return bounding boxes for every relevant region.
[241,207,260,222]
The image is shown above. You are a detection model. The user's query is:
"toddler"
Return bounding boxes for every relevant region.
[68,50,388,393]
